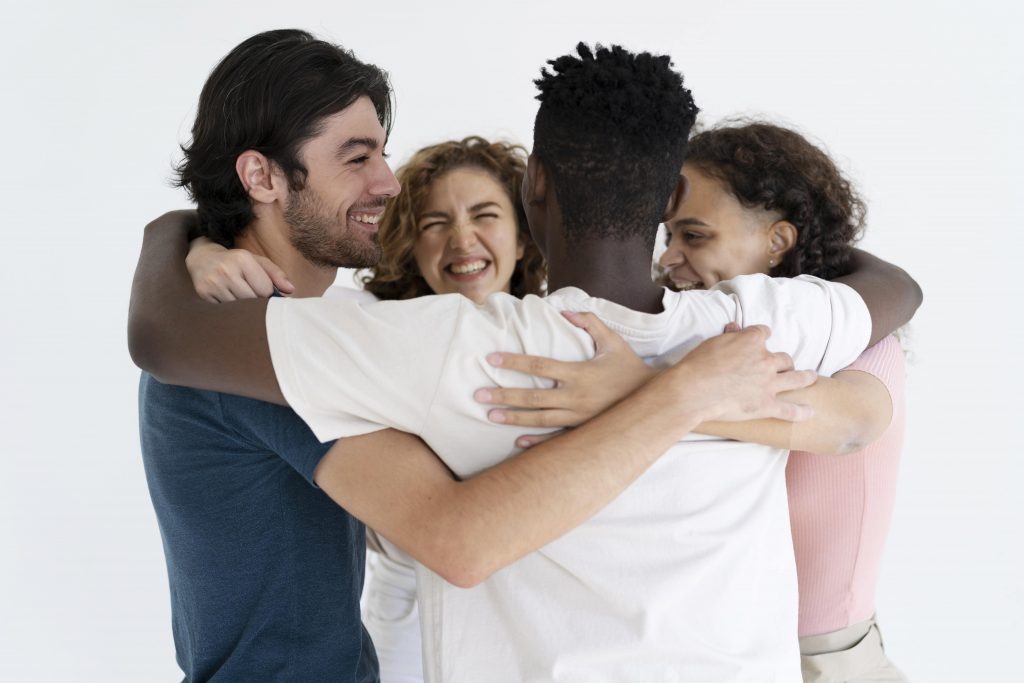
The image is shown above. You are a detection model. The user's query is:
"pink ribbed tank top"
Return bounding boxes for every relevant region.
[786,335,905,637]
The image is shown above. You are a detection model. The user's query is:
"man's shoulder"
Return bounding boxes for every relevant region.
[139,371,219,414]
[138,372,299,435]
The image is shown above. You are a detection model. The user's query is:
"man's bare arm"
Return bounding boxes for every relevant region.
[835,249,922,346]
[314,325,816,588]
[127,210,284,403]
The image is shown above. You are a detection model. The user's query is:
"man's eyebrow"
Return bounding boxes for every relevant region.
[335,137,380,159]
[673,217,711,228]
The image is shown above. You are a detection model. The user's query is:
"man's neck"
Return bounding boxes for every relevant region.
[235,219,336,298]
[546,237,665,314]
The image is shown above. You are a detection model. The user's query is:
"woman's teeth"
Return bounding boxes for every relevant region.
[449,260,487,275]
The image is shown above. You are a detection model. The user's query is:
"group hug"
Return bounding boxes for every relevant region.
[129,28,920,682]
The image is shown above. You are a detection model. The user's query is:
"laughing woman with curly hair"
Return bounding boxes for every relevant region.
[357,136,545,683]
[360,136,545,304]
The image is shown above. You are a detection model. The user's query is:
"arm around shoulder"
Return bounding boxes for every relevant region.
[835,249,922,346]
[127,210,283,403]
[128,210,198,378]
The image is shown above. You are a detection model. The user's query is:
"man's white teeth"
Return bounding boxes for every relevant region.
[450,260,487,275]
[677,281,703,291]
[351,213,381,225]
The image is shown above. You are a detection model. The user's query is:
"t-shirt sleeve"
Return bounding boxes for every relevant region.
[714,274,872,376]
[265,294,465,443]
[218,394,335,486]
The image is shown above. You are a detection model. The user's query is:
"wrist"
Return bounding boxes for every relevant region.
[644,360,716,427]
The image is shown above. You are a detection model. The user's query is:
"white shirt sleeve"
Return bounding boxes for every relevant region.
[265,293,467,442]
[712,274,872,376]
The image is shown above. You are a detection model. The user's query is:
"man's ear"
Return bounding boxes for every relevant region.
[524,153,547,205]
[768,220,798,264]
[663,173,690,222]
[236,151,288,205]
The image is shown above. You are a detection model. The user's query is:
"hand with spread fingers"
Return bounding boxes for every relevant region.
[673,323,817,424]
[186,236,295,302]
[475,311,656,437]
[477,315,817,448]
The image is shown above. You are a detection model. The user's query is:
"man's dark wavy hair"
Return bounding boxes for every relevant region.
[174,29,392,246]
[687,122,866,280]
[532,43,698,247]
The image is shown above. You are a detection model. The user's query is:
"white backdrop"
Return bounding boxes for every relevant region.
[2,1,1021,680]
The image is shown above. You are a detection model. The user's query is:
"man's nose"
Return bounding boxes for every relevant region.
[371,160,401,198]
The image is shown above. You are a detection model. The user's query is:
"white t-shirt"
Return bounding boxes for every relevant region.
[267,275,871,683]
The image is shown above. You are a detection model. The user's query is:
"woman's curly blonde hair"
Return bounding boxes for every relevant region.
[360,136,547,300]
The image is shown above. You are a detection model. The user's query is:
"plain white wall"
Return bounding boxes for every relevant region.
[2,1,1021,680]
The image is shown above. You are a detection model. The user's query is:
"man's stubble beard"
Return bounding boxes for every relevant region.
[284,185,383,269]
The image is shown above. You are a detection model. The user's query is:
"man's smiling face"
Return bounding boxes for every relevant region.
[285,96,401,269]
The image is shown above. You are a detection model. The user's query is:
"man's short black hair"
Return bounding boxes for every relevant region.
[175,29,392,245]
[533,43,698,247]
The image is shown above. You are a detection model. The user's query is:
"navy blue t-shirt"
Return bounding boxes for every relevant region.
[139,373,378,682]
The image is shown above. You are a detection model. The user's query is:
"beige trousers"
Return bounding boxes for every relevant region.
[799,616,909,682]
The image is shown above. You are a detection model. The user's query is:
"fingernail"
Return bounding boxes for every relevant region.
[489,409,506,424]
[475,389,492,403]
[516,437,531,448]
[487,353,503,366]
[561,311,580,322]
[283,280,295,290]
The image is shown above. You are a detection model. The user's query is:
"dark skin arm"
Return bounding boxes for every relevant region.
[834,248,922,345]
[127,210,283,403]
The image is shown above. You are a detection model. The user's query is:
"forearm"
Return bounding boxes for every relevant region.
[696,371,892,455]
[436,365,707,585]
[328,361,710,588]
[127,211,283,403]
[835,249,922,346]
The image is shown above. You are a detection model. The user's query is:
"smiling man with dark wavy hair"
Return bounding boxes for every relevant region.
[138,29,399,682]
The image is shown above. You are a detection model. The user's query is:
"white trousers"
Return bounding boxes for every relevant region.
[799,616,908,683]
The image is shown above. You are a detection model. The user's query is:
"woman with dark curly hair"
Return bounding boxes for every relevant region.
[490,121,909,681]
[657,122,908,683]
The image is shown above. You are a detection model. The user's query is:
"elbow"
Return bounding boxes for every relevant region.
[893,265,923,321]
[905,271,924,318]
[434,545,499,589]
[127,308,175,382]
[423,532,502,589]
[438,563,491,590]
[826,422,886,456]
[830,437,869,456]
[127,309,156,372]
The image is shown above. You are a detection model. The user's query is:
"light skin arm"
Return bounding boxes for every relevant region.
[696,369,892,454]
[128,211,816,587]
[185,236,294,302]
[477,315,891,455]
[314,325,815,588]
